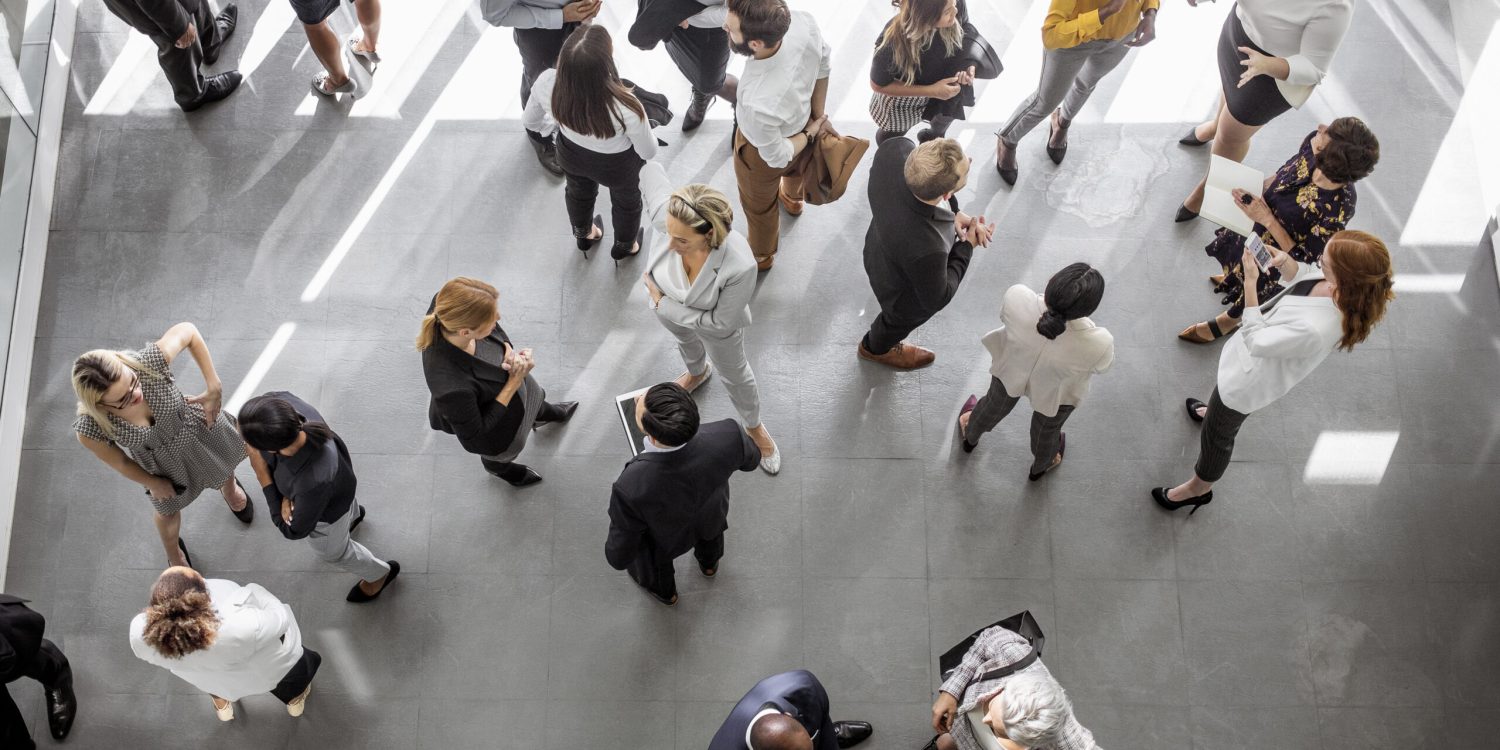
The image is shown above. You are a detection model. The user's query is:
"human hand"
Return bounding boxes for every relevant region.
[931,692,959,733]
[804,114,829,138]
[563,0,600,23]
[1124,11,1157,47]
[1231,188,1273,225]
[174,22,197,49]
[1241,245,1262,283]
[964,215,996,247]
[954,211,973,234]
[928,75,962,101]
[280,498,294,525]
[1237,46,1276,87]
[146,476,177,502]
[679,18,691,29]
[504,350,536,380]
[185,387,222,426]
[642,273,664,305]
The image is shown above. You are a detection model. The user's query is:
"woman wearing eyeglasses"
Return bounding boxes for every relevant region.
[71,323,253,568]
[638,161,781,475]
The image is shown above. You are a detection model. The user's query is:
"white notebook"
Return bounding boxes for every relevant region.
[1202,154,1265,238]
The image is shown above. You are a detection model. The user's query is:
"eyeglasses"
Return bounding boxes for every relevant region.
[99,371,139,410]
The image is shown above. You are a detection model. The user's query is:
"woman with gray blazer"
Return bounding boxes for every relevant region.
[958,264,1113,481]
[1154,229,1394,514]
[639,162,780,475]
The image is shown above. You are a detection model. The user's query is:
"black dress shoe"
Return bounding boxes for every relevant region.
[833,720,873,748]
[180,70,242,112]
[1151,487,1214,515]
[536,401,578,426]
[45,674,77,741]
[231,479,253,523]
[682,88,713,132]
[527,133,565,177]
[203,4,239,64]
[346,560,400,603]
[349,506,367,532]
[1185,397,1207,423]
[1174,203,1199,223]
[486,462,543,487]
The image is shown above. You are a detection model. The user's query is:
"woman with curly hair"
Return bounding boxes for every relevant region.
[128,567,321,722]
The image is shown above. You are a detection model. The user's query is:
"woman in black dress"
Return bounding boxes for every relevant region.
[417,277,577,486]
[1179,117,1378,343]
[868,0,988,144]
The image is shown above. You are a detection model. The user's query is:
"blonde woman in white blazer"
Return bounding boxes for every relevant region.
[129,567,321,721]
[1154,230,1394,514]
[958,264,1113,481]
[638,161,781,475]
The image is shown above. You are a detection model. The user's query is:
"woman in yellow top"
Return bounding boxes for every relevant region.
[994,0,1160,186]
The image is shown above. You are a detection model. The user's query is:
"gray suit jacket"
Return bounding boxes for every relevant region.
[101,0,194,41]
[641,161,758,337]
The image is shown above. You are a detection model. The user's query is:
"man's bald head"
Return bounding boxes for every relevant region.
[749,713,812,750]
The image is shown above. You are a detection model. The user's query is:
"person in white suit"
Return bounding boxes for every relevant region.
[1153,229,1394,514]
[639,161,781,475]
[128,567,320,722]
[957,264,1113,481]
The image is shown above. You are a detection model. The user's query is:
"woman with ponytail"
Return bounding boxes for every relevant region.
[418,277,577,486]
[129,567,321,722]
[1154,230,1395,514]
[956,264,1113,481]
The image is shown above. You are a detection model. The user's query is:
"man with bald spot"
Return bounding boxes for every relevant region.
[707,669,873,750]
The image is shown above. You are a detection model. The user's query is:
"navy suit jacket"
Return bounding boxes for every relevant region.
[707,670,838,750]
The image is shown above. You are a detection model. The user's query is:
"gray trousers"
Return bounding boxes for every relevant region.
[964,377,1075,476]
[660,320,762,428]
[998,37,1131,147]
[307,498,389,583]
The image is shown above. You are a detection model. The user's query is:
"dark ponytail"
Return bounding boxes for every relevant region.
[239,395,333,452]
[1036,263,1106,340]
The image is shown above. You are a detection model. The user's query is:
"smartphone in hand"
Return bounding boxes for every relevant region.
[1246,234,1273,271]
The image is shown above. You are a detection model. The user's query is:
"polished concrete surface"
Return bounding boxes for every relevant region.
[8,0,1500,747]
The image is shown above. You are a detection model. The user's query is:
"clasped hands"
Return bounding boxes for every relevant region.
[501,344,536,380]
[563,0,603,24]
[928,66,977,101]
[955,211,996,248]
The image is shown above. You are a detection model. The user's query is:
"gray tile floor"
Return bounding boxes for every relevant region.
[8,0,1500,747]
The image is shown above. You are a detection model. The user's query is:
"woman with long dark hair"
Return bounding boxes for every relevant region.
[868,0,982,145]
[522,24,658,262]
[957,264,1114,481]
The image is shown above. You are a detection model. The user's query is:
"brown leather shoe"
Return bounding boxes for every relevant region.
[858,340,935,369]
[778,188,804,216]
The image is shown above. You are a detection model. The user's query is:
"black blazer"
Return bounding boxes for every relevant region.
[0,594,47,683]
[627,0,709,50]
[420,320,528,457]
[862,137,974,321]
[605,419,760,569]
[101,0,193,42]
[707,670,838,750]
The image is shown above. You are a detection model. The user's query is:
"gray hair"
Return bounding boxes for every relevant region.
[999,672,1071,747]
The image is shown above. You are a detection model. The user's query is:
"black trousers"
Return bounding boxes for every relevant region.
[628,535,724,599]
[269,648,322,703]
[514,23,578,106]
[557,135,646,253]
[665,26,730,95]
[863,304,934,355]
[1,639,69,750]
[1194,388,1251,483]
[478,399,570,477]
[149,0,226,106]
[964,377,1075,476]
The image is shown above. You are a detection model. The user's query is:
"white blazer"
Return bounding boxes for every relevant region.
[129,579,303,702]
[1216,260,1344,414]
[981,284,1114,417]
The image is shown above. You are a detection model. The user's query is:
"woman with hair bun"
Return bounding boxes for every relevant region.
[638,161,781,475]
[956,264,1114,481]
[1155,230,1395,514]
[128,567,321,722]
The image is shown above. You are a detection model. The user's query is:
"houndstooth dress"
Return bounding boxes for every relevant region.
[73,342,246,515]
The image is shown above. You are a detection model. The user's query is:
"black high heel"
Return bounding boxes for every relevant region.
[1174,204,1199,222]
[230,479,253,523]
[612,227,644,266]
[1028,433,1066,481]
[1151,487,1213,515]
[1185,398,1207,423]
[577,214,603,256]
[177,538,194,569]
[1179,126,1210,146]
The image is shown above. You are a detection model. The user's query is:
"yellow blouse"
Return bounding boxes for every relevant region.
[1042,0,1160,49]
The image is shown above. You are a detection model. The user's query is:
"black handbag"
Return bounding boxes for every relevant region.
[962,24,1004,80]
[938,611,1045,683]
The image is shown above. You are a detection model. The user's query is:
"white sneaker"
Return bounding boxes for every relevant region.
[759,438,781,475]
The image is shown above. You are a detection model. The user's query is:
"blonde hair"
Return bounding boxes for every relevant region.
[140,568,219,659]
[1321,230,1395,351]
[72,349,154,440]
[904,138,967,200]
[877,0,964,85]
[667,184,734,250]
[416,277,500,352]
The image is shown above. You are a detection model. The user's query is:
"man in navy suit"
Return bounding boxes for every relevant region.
[708,670,873,750]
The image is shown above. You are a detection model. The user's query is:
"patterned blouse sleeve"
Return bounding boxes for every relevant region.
[1304,191,1353,262]
[73,414,111,444]
[134,342,174,381]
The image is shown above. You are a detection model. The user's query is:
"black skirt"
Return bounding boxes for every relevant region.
[1218,5,1291,127]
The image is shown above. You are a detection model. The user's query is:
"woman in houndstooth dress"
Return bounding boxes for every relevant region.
[72,323,252,568]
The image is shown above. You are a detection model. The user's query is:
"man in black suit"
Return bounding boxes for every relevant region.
[101,0,242,112]
[605,382,759,605]
[857,136,995,370]
[708,670,872,750]
[1,595,76,750]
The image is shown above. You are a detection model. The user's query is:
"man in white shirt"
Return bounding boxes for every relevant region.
[628,0,738,131]
[726,0,831,271]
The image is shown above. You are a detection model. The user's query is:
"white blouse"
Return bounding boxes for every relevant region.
[736,10,832,169]
[1216,260,1344,414]
[522,69,659,159]
[981,284,1115,418]
[1235,0,1353,107]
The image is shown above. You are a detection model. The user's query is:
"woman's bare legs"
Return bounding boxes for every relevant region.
[220,474,248,513]
[154,510,188,567]
[1182,102,1264,212]
[352,0,381,53]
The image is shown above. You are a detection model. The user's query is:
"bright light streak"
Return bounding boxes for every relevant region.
[237,2,298,80]
[1392,273,1465,294]
[1102,1,1229,124]
[81,34,155,116]
[1303,431,1400,485]
[224,322,297,414]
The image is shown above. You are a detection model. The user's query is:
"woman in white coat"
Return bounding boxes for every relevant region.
[1154,229,1394,513]
[129,567,321,721]
[638,161,780,474]
[957,264,1114,481]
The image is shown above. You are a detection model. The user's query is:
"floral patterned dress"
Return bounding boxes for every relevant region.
[1206,130,1355,317]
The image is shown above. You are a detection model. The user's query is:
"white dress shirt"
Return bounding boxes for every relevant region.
[980,284,1115,417]
[687,0,727,29]
[1216,260,1344,414]
[736,10,832,169]
[1235,0,1353,107]
[129,579,304,702]
[523,69,660,159]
